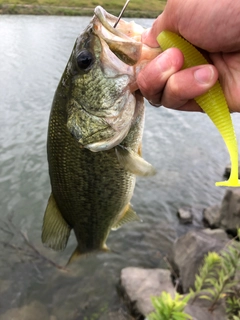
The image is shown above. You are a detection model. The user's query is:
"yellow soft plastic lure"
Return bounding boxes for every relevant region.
[157,30,240,187]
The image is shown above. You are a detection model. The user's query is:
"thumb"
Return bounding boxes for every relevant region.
[142,8,178,47]
[141,28,159,47]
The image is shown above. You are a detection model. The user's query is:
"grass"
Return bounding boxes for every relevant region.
[0,0,166,17]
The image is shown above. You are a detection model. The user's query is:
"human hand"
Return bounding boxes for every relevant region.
[137,0,240,112]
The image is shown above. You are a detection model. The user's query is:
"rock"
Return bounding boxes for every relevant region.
[203,205,221,228]
[184,298,227,320]
[0,301,50,320]
[120,267,175,317]
[224,163,240,179]
[173,229,229,293]
[202,228,229,241]
[220,189,240,235]
[177,207,193,224]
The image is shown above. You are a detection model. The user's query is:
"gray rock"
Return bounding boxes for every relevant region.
[203,205,221,228]
[177,207,193,224]
[185,298,227,320]
[224,163,240,179]
[220,189,240,234]
[202,228,229,241]
[173,229,229,293]
[120,267,175,317]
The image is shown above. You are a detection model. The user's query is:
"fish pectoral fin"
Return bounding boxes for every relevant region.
[42,193,71,251]
[138,143,142,157]
[115,145,156,176]
[111,204,142,230]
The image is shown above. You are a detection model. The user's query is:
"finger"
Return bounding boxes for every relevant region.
[210,52,240,112]
[161,65,219,111]
[137,48,184,105]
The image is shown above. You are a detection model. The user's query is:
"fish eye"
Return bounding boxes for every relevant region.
[76,50,94,70]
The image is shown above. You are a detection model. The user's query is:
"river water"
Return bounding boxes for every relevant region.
[0,14,239,320]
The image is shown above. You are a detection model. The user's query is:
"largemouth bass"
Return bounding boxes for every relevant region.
[42,6,160,262]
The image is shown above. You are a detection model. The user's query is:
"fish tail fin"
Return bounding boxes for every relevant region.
[66,246,82,266]
[66,244,111,266]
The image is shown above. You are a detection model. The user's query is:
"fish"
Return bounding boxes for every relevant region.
[41,6,161,263]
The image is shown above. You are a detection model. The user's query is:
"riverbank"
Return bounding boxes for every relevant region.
[0,1,166,17]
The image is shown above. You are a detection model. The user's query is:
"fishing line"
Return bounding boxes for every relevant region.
[113,0,131,28]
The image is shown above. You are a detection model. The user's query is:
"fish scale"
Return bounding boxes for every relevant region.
[75,69,129,115]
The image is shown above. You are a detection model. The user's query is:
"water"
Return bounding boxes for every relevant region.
[0,15,240,320]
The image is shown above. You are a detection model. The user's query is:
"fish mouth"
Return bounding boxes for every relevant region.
[94,6,144,41]
[93,6,144,66]
[93,6,162,70]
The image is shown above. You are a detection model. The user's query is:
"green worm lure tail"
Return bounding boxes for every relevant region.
[157,30,240,187]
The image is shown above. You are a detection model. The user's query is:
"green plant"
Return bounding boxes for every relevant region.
[186,230,240,313]
[189,251,221,304]
[149,229,240,320]
[190,248,239,311]
[227,296,240,319]
[148,292,192,320]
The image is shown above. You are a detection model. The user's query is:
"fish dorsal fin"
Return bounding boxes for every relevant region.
[42,193,71,251]
[115,145,156,176]
[111,204,141,230]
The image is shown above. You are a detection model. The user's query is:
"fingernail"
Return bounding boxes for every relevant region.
[156,50,173,72]
[194,66,214,84]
